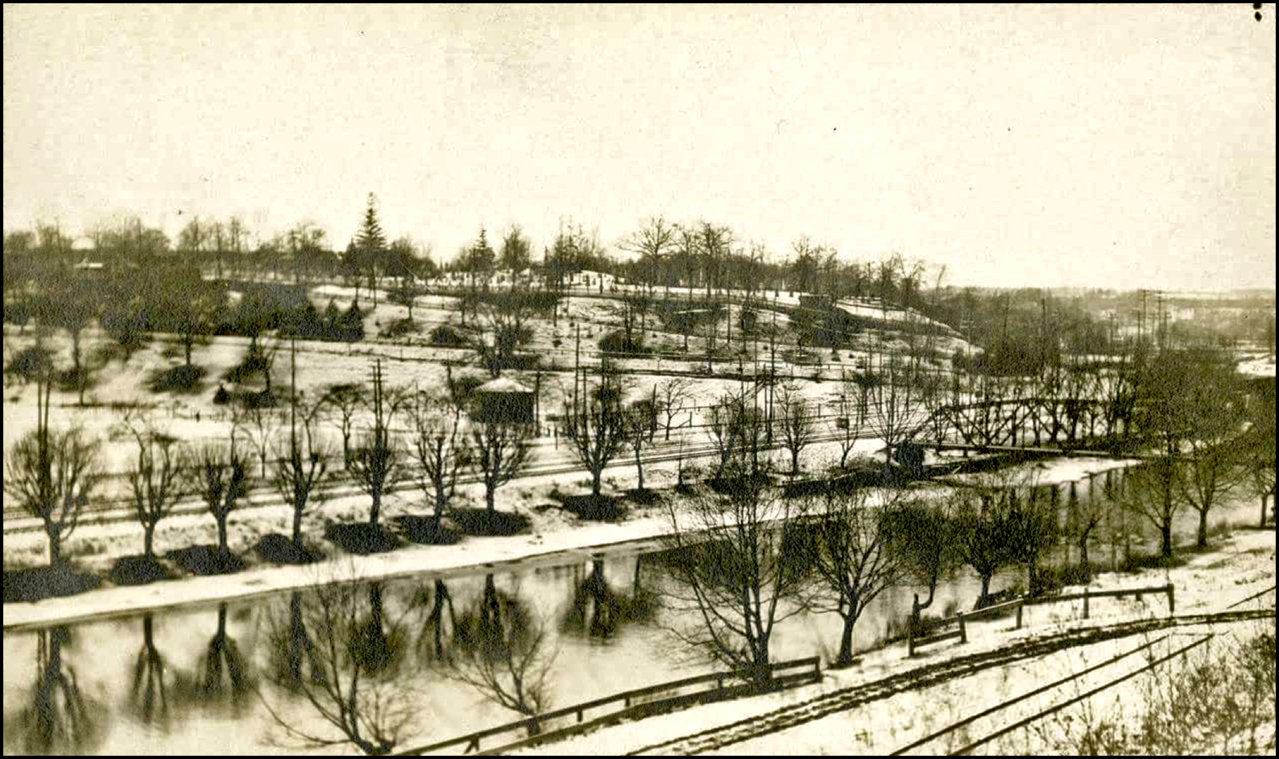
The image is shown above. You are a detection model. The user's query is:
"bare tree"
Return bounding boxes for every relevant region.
[122,417,194,562]
[808,487,907,666]
[471,289,535,378]
[655,376,693,441]
[777,383,816,479]
[563,362,628,498]
[950,475,1024,608]
[322,382,366,470]
[261,569,414,755]
[443,575,557,731]
[349,360,406,528]
[1177,361,1246,548]
[625,398,657,493]
[834,373,871,470]
[864,345,925,481]
[471,421,533,514]
[273,346,330,553]
[408,391,471,531]
[884,497,958,616]
[1246,388,1276,527]
[233,403,279,481]
[4,375,102,566]
[660,473,807,685]
[196,441,250,561]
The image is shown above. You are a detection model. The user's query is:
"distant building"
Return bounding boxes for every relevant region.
[473,376,537,425]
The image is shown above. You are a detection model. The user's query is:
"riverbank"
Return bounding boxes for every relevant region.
[511,527,1277,756]
[0,451,1220,631]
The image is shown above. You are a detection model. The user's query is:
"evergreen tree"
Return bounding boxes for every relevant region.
[355,193,387,306]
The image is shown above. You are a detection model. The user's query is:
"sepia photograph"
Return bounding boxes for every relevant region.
[2,3,1275,755]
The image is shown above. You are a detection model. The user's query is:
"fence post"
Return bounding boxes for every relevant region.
[1166,583,1174,615]
[1015,599,1024,630]
[958,613,967,644]
[1083,587,1090,620]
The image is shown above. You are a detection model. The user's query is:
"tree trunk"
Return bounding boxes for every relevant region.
[978,572,992,608]
[46,526,61,567]
[591,471,602,497]
[1078,533,1091,580]
[144,524,156,561]
[1160,521,1173,559]
[635,448,644,491]
[835,611,856,666]
[1196,508,1208,549]
[184,338,193,367]
[292,505,304,549]
[217,516,229,556]
[370,490,381,528]
[486,483,496,513]
[1262,493,1270,528]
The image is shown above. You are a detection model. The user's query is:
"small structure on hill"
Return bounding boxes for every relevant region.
[474,376,536,425]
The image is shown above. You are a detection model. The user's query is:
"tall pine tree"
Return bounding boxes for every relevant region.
[355,193,387,306]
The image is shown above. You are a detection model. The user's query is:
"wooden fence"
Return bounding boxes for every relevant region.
[908,583,1174,658]
[391,656,821,756]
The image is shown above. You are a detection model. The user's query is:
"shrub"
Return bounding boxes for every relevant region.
[380,317,419,340]
[150,364,207,394]
[599,329,648,354]
[4,343,55,384]
[430,323,469,347]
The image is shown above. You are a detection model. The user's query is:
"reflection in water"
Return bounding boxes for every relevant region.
[184,603,256,716]
[260,580,415,755]
[3,626,106,755]
[348,583,406,677]
[413,579,458,667]
[560,558,659,641]
[130,615,184,731]
[444,574,557,731]
[267,591,323,692]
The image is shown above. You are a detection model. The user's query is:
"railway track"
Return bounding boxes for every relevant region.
[623,607,1275,756]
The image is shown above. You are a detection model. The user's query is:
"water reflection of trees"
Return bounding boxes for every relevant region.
[178,602,256,716]
[261,579,414,755]
[559,557,659,641]
[3,626,107,755]
[129,614,186,731]
[443,574,557,730]
[413,578,458,666]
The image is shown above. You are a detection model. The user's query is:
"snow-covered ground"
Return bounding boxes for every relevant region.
[511,528,1276,756]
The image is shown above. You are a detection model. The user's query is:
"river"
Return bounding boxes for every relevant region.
[1,458,1259,755]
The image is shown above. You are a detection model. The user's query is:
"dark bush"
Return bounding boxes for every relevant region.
[599,329,649,354]
[252,533,324,564]
[107,555,181,586]
[559,494,628,522]
[430,323,470,347]
[391,515,461,545]
[149,364,207,394]
[380,317,419,340]
[323,522,404,555]
[3,564,102,603]
[166,544,247,576]
[450,507,532,536]
[4,343,55,384]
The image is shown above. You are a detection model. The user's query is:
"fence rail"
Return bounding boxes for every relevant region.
[908,583,1173,658]
[391,656,821,756]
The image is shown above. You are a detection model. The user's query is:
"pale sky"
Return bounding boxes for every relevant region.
[3,4,1275,290]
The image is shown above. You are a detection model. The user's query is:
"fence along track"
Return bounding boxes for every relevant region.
[622,607,1274,756]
